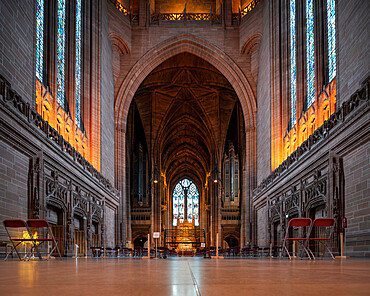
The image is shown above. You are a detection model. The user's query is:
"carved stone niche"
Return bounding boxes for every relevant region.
[28,152,43,219]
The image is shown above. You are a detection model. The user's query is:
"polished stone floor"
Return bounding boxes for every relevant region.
[1,257,370,295]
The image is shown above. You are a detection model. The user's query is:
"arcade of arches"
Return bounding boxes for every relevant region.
[0,0,369,263]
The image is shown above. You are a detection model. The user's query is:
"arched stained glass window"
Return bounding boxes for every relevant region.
[57,0,66,107]
[289,0,297,126]
[173,179,199,227]
[327,0,336,82]
[306,0,315,108]
[36,0,44,82]
[75,0,82,128]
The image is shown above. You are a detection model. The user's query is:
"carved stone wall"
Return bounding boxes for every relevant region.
[253,78,369,256]
[0,76,120,256]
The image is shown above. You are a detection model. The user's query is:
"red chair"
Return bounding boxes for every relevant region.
[3,219,41,260]
[26,219,62,259]
[306,218,336,260]
[280,218,312,260]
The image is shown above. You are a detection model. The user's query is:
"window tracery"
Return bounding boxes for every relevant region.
[327,0,336,82]
[173,179,199,227]
[36,0,44,82]
[35,0,91,167]
[306,0,315,109]
[289,0,297,126]
[75,0,82,128]
[56,0,66,107]
[281,0,337,165]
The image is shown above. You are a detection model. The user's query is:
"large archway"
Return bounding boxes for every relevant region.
[115,33,256,130]
[116,35,257,248]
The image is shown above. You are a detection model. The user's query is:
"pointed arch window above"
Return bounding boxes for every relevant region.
[327,0,336,82]
[173,179,199,227]
[57,0,66,107]
[36,0,44,82]
[306,0,315,108]
[289,0,297,126]
[75,0,82,128]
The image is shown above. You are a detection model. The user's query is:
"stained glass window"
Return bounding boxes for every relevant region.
[327,0,336,82]
[75,0,82,128]
[290,0,297,126]
[36,0,44,82]
[57,0,66,107]
[173,179,199,227]
[188,183,199,226]
[306,0,315,108]
[172,183,182,226]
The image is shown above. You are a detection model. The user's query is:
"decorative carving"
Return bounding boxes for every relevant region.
[29,154,43,219]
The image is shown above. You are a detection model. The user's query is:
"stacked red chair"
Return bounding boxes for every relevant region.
[280,218,312,260]
[306,218,336,260]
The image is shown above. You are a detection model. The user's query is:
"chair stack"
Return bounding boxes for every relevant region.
[280,217,336,260]
[3,219,62,261]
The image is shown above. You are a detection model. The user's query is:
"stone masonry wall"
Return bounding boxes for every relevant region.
[337,0,370,105]
[0,141,28,235]
[256,0,270,185]
[101,0,116,185]
[0,0,34,106]
[256,205,268,246]
[343,142,370,256]
[105,206,116,248]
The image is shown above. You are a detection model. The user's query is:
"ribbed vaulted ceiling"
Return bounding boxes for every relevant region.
[133,53,238,190]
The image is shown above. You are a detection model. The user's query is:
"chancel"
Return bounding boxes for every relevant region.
[0,0,369,295]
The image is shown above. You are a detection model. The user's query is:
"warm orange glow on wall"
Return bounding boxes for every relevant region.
[36,79,93,168]
[114,0,129,16]
[280,78,336,165]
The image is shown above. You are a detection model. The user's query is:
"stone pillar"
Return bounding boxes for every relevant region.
[115,127,128,246]
[139,0,148,27]
[245,127,256,242]
[224,0,232,26]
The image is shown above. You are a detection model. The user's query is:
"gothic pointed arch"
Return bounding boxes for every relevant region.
[115,33,256,132]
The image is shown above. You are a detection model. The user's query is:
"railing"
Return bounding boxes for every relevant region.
[0,74,120,197]
[111,0,129,16]
[131,208,151,213]
[164,229,205,246]
[110,0,260,26]
[253,76,370,196]
[233,0,262,25]
[110,0,138,25]
[151,11,221,25]
[241,0,262,17]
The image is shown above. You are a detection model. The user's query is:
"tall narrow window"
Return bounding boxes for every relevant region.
[173,179,199,227]
[36,0,44,82]
[327,0,336,82]
[187,182,199,226]
[75,0,82,128]
[306,0,315,108]
[290,0,297,126]
[172,183,184,226]
[57,0,66,107]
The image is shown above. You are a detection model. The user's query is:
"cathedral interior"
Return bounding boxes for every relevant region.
[0,0,369,295]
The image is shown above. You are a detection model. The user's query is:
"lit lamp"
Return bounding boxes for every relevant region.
[152,164,160,184]
[211,164,221,183]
